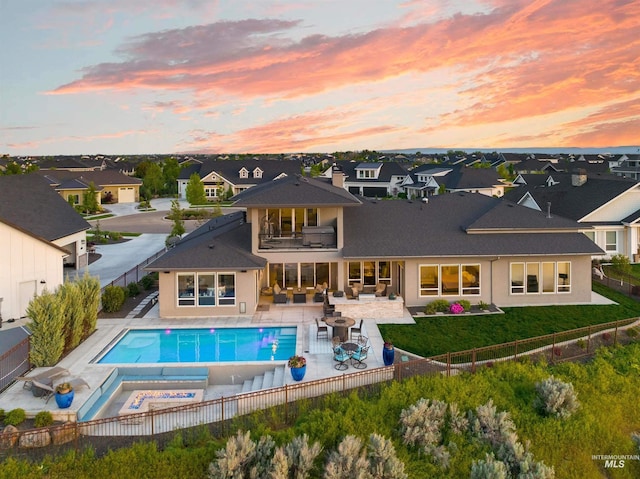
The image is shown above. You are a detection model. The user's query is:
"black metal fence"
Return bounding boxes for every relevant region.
[102,248,166,293]
[0,338,30,392]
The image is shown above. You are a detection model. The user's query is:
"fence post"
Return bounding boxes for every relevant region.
[150,409,155,436]
[587,326,591,354]
[614,321,619,346]
[514,339,518,361]
[446,352,451,377]
[221,397,225,434]
[471,349,476,373]
[284,385,288,424]
[551,333,556,364]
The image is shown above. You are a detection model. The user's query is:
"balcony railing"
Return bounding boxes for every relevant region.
[259,228,337,250]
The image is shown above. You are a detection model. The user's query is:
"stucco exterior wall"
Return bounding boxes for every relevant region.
[401,254,593,309]
[157,269,259,318]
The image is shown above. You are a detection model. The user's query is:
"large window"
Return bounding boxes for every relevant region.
[419,264,480,296]
[511,262,570,294]
[349,261,392,287]
[177,272,235,307]
[259,208,319,238]
[268,262,333,289]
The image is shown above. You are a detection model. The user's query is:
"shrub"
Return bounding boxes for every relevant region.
[4,408,26,427]
[449,302,464,314]
[108,231,122,241]
[34,411,54,428]
[602,332,612,342]
[626,328,639,338]
[458,299,471,312]
[471,453,508,479]
[535,376,580,419]
[0,409,4,422]
[576,339,586,350]
[140,274,155,290]
[553,347,563,357]
[478,300,490,310]
[102,285,126,313]
[127,282,141,297]
[424,299,450,314]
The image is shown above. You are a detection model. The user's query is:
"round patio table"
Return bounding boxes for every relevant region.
[325,317,356,342]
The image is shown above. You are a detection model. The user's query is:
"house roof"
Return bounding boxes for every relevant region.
[503,173,637,221]
[0,173,91,241]
[342,194,603,258]
[335,160,409,182]
[37,169,142,187]
[178,158,303,185]
[232,174,362,207]
[146,212,267,271]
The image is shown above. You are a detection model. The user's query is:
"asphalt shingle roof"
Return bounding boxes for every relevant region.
[146,212,266,271]
[0,173,91,241]
[503,173,637,221]
[232,174,361,207]
[342,194,602,258]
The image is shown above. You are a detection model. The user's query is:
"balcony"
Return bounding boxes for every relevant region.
[259,226,337,250]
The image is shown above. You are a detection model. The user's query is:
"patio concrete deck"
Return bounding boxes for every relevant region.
[0,299,415,422]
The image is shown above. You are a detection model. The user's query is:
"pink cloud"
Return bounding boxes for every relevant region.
[180,112,402,153]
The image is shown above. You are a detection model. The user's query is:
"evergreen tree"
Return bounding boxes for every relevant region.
[81,181,100,214]
[59,281,84,350]
[76,273,100,336]
[26,290,65,366]
[162,157,181,195]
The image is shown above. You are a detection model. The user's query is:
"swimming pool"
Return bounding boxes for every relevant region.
[96,327,297,364]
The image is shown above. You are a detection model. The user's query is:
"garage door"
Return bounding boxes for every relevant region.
[118,187,136,203]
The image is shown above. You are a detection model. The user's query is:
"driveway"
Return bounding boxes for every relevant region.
[79,199,243,286]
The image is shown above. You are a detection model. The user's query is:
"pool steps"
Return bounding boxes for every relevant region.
[242,366,286,393]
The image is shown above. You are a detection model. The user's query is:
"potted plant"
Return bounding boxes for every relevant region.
[382,341,395,366]
[288,355,307,381]
[54,382,74,409]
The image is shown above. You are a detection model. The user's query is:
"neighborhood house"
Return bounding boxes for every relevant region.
[147,174,603,318]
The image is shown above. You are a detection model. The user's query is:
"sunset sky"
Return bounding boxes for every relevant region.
[1,0,639,155]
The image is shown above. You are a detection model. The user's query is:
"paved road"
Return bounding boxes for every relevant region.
[78,199,244,287]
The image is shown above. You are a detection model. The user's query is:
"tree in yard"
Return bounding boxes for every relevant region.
[168,199,185,240]
[81,181,100,214]
[76,273,101,336]
[59,281,84,350]
[610,253,632,276]
[185,172,207,205]
[26,290,65,367]
[143,162,164,197]
[162,157,181,195]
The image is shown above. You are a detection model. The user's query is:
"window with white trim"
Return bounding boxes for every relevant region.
[605,231,617,252]
[418,264,480,296]
[239,167,248,178]
[177,272,235,306]
[349,261,393,287]
[510,261,570,294]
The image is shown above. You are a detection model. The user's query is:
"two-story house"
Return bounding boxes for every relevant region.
[504,171,640,261]
[176,159,303,200]
[146,174,602,319]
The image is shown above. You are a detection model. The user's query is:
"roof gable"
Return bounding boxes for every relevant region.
[232,174,361,207]
[0,173,91,241]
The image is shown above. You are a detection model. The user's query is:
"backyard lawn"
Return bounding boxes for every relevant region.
[379,282,640,357]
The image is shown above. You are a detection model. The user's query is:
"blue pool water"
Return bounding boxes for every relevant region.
[97,327,297,364]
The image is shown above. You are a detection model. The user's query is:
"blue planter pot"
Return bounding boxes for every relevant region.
[382,347,395,366]
[290,365,306,381]
[55,390,74,409]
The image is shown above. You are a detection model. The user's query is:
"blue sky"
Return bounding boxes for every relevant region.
[1,0,639,155]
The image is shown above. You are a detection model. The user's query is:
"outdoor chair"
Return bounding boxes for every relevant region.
[315,318,329,340]
[356,335,369,347]
[350,319,363,340]
[351,345,369,369]
[333,346,350,371]
[332,336,342,348]
[15,366,69,391]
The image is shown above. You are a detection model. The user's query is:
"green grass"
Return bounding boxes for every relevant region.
[84,213,115,220]
[3,344,639,478]
[379,282,640,357]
